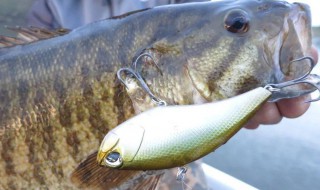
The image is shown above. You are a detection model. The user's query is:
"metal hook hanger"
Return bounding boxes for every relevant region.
[176,166,193,190]
[265,56,320,102]
[176,166,188,182]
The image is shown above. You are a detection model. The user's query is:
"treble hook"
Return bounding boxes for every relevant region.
[117,54,167,106]
[133,53,163,75]
[265,56,320,102]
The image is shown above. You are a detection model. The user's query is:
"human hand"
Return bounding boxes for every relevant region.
[245,46,319,129]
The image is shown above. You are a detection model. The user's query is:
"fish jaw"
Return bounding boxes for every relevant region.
[269,2,314,101]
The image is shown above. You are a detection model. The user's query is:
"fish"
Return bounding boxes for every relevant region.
[0,0,314,189]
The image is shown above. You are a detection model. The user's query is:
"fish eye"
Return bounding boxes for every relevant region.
[224,10,250,34]
[105,152,123,168]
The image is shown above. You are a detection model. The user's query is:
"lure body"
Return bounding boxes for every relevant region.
[98,87,272,170]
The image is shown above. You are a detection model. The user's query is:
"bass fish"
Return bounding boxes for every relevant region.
[0,0,315,189]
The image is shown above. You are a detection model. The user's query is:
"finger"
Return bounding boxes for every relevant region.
[254,102,282,124]
[244,102,282,129]
[276,47,316,118]
[276,94,310,118]
[244,120,260,129]
[311,46,318,64]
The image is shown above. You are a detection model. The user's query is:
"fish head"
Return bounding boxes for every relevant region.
[97,121,145,168]
[184,0,313,102]
[124,0,313,111]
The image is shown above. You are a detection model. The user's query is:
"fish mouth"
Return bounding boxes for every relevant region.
[270,2,314,101]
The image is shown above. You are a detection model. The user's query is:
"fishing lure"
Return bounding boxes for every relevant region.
[98,57,320,170]
[97,86,270,170]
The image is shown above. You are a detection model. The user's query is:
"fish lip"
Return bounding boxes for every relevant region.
[270,2,314,101]
[290,2,312,55]
[279,2,312,75]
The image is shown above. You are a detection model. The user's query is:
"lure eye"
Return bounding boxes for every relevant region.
[105,152,123,168]
[224,10,249,34]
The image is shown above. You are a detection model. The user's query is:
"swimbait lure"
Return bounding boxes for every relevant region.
[97,86,271,170]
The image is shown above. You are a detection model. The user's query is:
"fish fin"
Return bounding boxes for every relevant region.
[109,8,150,20]
[0,26,70,48]
[70,151,164,190]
